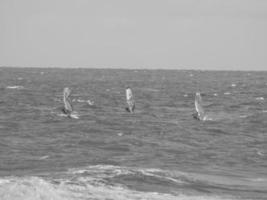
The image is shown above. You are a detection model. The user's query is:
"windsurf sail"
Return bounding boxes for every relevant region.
[63,87,73,114]
[126,87,135,113]
[194,92,205,120]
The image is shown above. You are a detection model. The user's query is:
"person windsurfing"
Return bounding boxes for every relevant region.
[125,86,135,113]
[193,92,206,120]
[62,87,73,117]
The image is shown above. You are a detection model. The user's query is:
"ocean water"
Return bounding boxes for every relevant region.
[0,67,266,200]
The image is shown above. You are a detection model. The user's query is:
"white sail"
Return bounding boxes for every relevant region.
[195,92,205,119]
[126,87,135,113]
[63,87,73,113]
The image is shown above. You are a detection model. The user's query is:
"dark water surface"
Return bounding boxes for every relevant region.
[0,68,266,200]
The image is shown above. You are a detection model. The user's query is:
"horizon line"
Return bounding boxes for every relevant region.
[0,65,266,72]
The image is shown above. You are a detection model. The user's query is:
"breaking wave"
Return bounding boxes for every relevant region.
[0,165,249,200]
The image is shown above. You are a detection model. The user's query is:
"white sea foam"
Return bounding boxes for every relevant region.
[6,85,24,89]
[39,155,50,160]
[87,100,94,106]
[117,132,124,136]
[0,176,238,200]
[68,165,260,192]
[57,112,79,119]
[256,150,264,156]
[0,177,70,200]
[138,169,184,184]
[68,165,135,178]
[255,97,264,101]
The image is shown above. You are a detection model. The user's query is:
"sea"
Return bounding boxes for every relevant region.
[0,67,266,200]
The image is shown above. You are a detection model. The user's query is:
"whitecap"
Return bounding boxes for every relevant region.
[65,165,238,200]
[87,100,94,106]
[0,177,70,200]
[256,150,264,156]
[213,93,218,96]
[0,165,243,200]
[70,113,79,119]
[224,92,231,95]
[39,155,49,160]
[2,165,244,200]
[231,83,236,87]
[117,132,123,136]
[141,88,159,92]
[255,97,264,101]
[57,112,79,119]
[6,85,24,89]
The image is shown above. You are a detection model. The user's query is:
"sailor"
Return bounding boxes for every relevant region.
[125,86,135,113]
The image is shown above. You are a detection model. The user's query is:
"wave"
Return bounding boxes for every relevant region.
[0,177,237,200]
[0,165,253,200]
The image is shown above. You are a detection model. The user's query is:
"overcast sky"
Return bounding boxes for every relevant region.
[0,0,266,70]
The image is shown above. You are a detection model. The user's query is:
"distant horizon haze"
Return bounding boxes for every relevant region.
[1,0,266,71]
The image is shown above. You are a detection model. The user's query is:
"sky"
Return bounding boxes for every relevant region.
[0,0,267,70]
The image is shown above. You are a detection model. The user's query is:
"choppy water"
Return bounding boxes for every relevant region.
[0,67,266,200]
